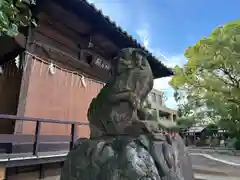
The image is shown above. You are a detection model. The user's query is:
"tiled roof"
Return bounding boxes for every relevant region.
[188,126,205,133]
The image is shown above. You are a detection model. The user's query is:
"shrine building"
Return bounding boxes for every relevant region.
[0,0,173,179]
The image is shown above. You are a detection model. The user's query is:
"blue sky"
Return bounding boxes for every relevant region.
[88,0,240,109]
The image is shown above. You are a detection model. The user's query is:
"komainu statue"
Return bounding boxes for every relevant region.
[60,48,194,180]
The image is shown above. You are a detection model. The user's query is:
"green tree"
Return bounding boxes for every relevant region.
[0,0,36,37]
[174,90,203,127]
[206,123,218,136]
[176,116,196,129]
[170,20,240,134]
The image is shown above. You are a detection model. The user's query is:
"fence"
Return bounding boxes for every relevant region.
[0,114,89,156]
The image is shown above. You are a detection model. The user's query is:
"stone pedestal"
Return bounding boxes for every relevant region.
[60,134,194,180]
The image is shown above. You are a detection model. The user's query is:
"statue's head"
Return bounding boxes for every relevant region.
[113,48,152,74]
[113,48,154,101]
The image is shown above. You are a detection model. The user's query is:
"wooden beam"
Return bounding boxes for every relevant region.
[33,30,79,59]
[14,33,26,48]
[37,0,118,59]
[37,12,115,59]
[37,12,87,46]
[31,41,110,82]
[36,23,80,53]
[41,0,91,34]
[15,27,35,134]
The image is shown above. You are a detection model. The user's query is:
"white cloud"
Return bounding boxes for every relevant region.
[164,54,188,68]
[136,26,188,110]
[153,77,172,90]
[136,26,187,68]
[153,54,187,110]
[136,25,150,48]
[154,77,177,109]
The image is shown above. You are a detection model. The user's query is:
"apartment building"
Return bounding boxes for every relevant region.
[147,88,177,122]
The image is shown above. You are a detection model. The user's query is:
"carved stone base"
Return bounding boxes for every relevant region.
[60,134,194,180]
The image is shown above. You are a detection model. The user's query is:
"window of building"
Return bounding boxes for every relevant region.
[151,92,157,102]
[158,95,163,105]
[151,109,158,120]
[81,51,93,65]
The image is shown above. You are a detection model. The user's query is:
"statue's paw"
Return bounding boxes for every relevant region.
[130,94,141,110]
[73,138,89,149]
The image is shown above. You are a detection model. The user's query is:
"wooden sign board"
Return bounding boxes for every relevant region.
[94,57,111,71]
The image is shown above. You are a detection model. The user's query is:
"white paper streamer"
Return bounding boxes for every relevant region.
[81,76,86,88]
[0,66,3,74]
[39,61,43,76]
[15,55,20,69]
[24,51,105,88]
[49,63,56,75]
[71,73,74,86]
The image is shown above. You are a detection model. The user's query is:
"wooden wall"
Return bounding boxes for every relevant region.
[0,60,22,134]
[17,0,113,137]
[21,57,103,137]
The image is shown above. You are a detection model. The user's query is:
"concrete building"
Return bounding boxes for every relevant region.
[147,88,177,122]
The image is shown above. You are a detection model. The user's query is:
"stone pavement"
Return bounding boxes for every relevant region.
[188,146,240,156]
[190,154,240,177]
[194,173,239,180]
[209,153,240,164]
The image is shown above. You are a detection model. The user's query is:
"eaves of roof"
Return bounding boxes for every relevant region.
[52,0,174,78]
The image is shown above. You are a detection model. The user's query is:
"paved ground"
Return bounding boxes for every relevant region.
[188,147,240,165]
[189,153,240,177]
[188,146,240,156]
[194,173,239,180]
[209,153,240,164]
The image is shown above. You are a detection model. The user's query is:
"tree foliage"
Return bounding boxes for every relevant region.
[0,0,36,37]
[170,20,240,133]
[176,116,196,129]
[206,123,218,136]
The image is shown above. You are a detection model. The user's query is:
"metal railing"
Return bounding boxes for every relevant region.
[0,114,89,156]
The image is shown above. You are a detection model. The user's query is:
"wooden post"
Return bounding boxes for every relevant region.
[33,121,41,156]
[0,168,5,180]
[70,123,77,150]
[15,27,34,134]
